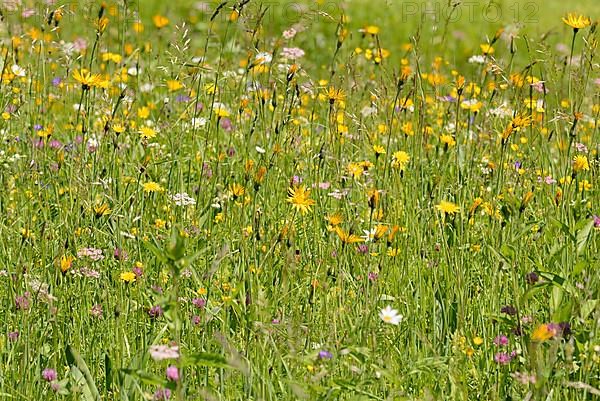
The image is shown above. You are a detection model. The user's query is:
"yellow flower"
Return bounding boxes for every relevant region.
[436,200,460,215]
[359,25,380,35]
[440,134,456,147]
[562,13,591,30]
[326,213,343,226]
[333,226,363,244]
[153,15,169,29]
[287,186,316,215]
[139,126,157,140]
[473,336,484,346]
[120,271,136,283]
[373,144,386,156]
[573,155,590,172]
[391,150,410,170]
[531,324,554,342]
[60,255,74,273]
[73,69,101,90]
[480,43,494,55]
[325,87,346,104]
[166,80,183,91]
[143,181,164,193]
[93,203,112,218]
[229,183,245,199]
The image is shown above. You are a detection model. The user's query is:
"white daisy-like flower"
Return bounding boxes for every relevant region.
[379,305,403,325]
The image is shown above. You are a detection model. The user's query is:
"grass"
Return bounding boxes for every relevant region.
[0,0,599,400]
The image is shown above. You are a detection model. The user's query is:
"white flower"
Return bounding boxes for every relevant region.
[468,55,486,64]
[255,146,266,154]
[11,64,26,77]
[379,305,403,325]
[254,52,272,65]
[362,228,376,243]
[170,192,196,206]
[149,344,180,361]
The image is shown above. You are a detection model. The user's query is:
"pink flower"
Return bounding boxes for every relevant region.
[494,352,512,364]
[166,365,179,381]
[42,368,58,382]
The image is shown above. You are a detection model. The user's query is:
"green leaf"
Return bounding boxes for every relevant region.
[181,352,232,369]
[120,369,167,387]
[580,300,598,321]
[576,219,594,255]
[65,345,101,401]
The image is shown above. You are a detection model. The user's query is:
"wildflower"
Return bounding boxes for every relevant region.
[562,13,591,30]
[171,193,196,206]
[494,352,513,364]
[318,350,333,359]
[525,272,540,284]
[143,181,164,193]
[77,247,103,261]
[60,255,74,273]
[287,185,316,214]
[440,134,456,147]
[93,203,111,218]
[494,335,509,346]
[91,304,103,318]
[531,324,554,342]
[373,144,386,156]
[8,331,19,341]
[572,155,589,172]
[165,366,179,382]
[281,47,305,59]
[391,150,410,170]
[229,183,245,199]
[73,69,101,90]
[42,368,58,382]
[379,305,403,325]
[359,25,380,35]
[325,87,346,104]
[120,271,136,283]
[148,305,163,319]
[473,336,484,346]
[139,126,157,140]
[593,215,600,229]
[333,227,363,244]
[436,200,460,215]
[153,15,169,29]
[154,388,172,401]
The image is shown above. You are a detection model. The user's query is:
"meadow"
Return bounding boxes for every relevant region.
[0,0,599,400]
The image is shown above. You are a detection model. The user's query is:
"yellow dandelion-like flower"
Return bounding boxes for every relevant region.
[120,271,136,283]
[229,183,245,199]
[333,226,363,244]
[572,155,589,172]
[440,134,456,147]
[373,144,386,156]
[139,126,157,140]
[93,203,112,218]
[436,200,460,215]
[531,324,554,342]
[562,13,591,30]
[60,255,74,273]
[142,181,164,193]
[73,69,101,90]
[287,185,316,215]
[391,150,410,170]
[325,87,346,104]
[153,14,169,29]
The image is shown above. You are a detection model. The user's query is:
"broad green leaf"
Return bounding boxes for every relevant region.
[66,345,101,401]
